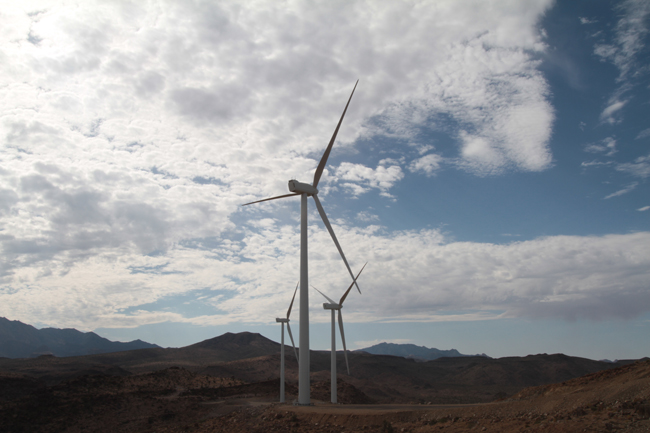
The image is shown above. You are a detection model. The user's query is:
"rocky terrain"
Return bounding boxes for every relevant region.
[1,332,631,404]
[201,344,635,404]
[1,331,647,432]
[0,359,648,432]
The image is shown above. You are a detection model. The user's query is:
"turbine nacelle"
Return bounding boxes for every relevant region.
[323,303,340,310]
[276,318,289,323]
[288,180,318,195]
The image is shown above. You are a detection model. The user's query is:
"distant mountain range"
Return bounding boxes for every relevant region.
[1,318,642,406]
[0,329,647,432]
[357,342,489,361]
[0,330,637,405]
[0,317,160,358]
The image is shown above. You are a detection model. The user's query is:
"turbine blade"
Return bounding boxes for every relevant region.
[312,80,359,188]
[242,193,300,206]
[286,322,299,362]
[287,281,299,319]
[313,194,361,294]
[340,262,367,305]
[312,285,336,305]
[338,310,350,375]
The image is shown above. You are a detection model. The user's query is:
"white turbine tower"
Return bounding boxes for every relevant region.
[276,282,299,403]
[313,263,366,404]
[243,81,361,405]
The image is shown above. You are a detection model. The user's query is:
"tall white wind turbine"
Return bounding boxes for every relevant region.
[276,282,299,403]
[313,263,366,404]
[243,81,361,405]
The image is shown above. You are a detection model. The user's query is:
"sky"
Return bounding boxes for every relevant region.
[1,0,649,361]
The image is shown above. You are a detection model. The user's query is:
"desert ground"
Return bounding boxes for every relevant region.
[1,357,648,432]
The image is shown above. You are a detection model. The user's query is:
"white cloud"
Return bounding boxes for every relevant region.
[604,182,638,199]
[356,211,379,223]
[600,99,627,124]
[596,0,650,80]
[616,154,650,178]
[594,0,650,122]
[581,160,613,168]
[1,0,557,199]
[1,1,558,189]
[594,44,618,62]
[415,40,555,175]
[2,0,613,335]
[584,137,617,156]
[638,206,650,212]
[346,231,650,323]
[408,153,443,176]
[335,162,404,197]
[3,227,649,330]
[416,144,435,155]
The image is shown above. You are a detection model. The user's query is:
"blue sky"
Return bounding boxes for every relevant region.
[1,0,649,361]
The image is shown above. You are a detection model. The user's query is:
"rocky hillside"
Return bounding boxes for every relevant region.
[0,358,647,433]
[0,330,636,403]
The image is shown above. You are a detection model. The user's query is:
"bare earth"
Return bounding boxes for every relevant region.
[171,359,650,433]
[1,359,648,432]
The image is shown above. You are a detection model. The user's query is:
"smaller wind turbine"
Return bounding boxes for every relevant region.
[313,262,367,404]
[276,282,299,403]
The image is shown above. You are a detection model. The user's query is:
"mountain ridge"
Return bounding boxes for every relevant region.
[0,329,639,404]
[0,317,160,358]
[357,341,489,360]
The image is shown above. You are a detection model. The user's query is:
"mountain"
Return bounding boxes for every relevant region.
[1,329,647,433]
[203,348,628,404]
[0,317,160,358]
[90,332,282,374]
[357,342,488,360]
[1,354,647,433]
[186,331,280,360]
[0,329,638,404]
[0,331,283,384]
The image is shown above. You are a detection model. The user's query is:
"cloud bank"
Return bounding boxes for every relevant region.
[5,1,644,335]
[2,219,649,331]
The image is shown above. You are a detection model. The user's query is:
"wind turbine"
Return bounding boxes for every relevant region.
[313,262,366,404]
[243,81,361,405]
[276,282,299,403]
